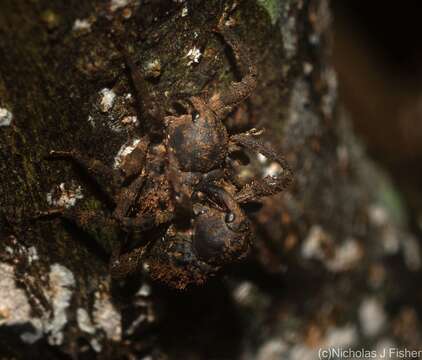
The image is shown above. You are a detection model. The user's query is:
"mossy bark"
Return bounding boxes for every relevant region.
[0,0,421,359]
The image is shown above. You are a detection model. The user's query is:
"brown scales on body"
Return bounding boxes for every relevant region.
[36,11,293,289]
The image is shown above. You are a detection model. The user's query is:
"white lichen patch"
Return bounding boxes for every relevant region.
[233,281,255,304]
[324,325,357,348]
[256,153,283,177]
[72,18,91,32]
[78,292,125,351]
[262,325,357,360]
[302,227,362,272]
[94,87,139,132]
[3,237,39,265]
[281,15,297,59]
[321,67,338,118]
[121,115,139,126]
[46,264,76,345]
[402,235,421,271]
[285,79,321,150]
[375,339,397,360]
[359,297,386,337]
[93,292,122,341]
[90,338,102,353]
[144,58,162,78]
[27,246,39,264]
[0,263,32,326]
[303,62,313,75]
[181,5,188,17]
[381,228,400,255]
[185,46,202,66]
[46,182,83,209]
[5,246,13,255]
[77,308,96,334]
[0,107,13,127]
[336,145,349,167]
[301,225,331,260]
[3,262,81,346]
[257,153,267,163]
[257,339,288,360]
[326,238,363,272]
[263,162,282,177]
[136,283,152,297]
[369,205,389,227]
[110,0,130,12]
[114,138,141,168]
[126,313,147,336]
[88,115,95,127]
[21,318,44,344]
[99,88,116,113]
[369,203,419,267]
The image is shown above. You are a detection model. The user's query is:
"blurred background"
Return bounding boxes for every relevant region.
[332,1,422,238]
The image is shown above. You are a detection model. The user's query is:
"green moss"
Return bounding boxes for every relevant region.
[376,175,407,227]
[256,0,281,24]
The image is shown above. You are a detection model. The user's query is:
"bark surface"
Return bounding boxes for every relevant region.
[0,0,421,359]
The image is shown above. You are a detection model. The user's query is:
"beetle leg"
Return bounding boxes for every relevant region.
[230,130,293,203]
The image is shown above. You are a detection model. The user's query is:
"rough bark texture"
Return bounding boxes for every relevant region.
[0,0,421,359]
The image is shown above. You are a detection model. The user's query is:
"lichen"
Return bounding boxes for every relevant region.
[185,46,202,66]
[114,138,141,168]
[109,0,130,12]
[279,5,297,59]
[99,88,117,113]
[47,264,76,345]
[73,18,91,32]
[0,263,32,326]
[46,182,84,209]
[0,107,13,127]
[16,264,76,345]
[93,291,122,341]
[358,297,386,337]
[76,308,96,334]
[257,0,281,25]
[284,79,321,148]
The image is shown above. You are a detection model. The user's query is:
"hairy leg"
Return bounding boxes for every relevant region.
[208,22,258,119]
[47,150,122,207]
[109,243,145,279]
[113,171,147,222]
[35,206,114,230]
[114,38,163,132]
[230,130,293,203]
[166,149,194,218]
[118,135,150,181]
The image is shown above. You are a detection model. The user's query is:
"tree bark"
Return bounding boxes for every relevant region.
[0,0,421,359]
